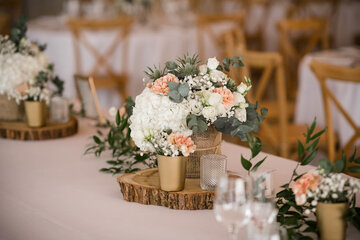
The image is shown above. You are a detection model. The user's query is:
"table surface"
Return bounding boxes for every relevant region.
[0,118,359,240]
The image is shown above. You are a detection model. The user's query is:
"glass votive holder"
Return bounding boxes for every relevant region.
[200,154,227,191]
[50,96,69,123]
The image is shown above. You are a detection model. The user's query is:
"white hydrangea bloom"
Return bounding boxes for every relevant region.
[129,88,192,153]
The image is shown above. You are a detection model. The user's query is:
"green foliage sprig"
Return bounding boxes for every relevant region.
[85,97,157,174]
[214,102,268,140]
[241,118,360,239]
[168,81,189,103]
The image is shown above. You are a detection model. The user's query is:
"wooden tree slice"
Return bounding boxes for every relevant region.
[0,116,78,140]
[117,168,215,210]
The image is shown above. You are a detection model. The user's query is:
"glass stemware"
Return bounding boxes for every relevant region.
[214,175,252,240]
[247,171,278,240]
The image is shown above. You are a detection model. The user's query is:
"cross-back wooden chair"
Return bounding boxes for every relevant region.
[242,51,289,157]
[277,18,329,100]
[196,13,244,61]
[67,17,134,102]
[310,60,360,174]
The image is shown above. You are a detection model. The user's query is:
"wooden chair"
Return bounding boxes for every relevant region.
[277,18,329,100]
[229,49,327,159]
[196,13,244,61]
[310,60,360,176]
[67,17,134,102]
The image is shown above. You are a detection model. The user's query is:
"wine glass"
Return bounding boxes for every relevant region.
[247,171,278,240]
[214,175,252,240]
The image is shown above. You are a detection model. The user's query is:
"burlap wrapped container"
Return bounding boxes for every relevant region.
[187,125,222,178]
[0,94,24,121]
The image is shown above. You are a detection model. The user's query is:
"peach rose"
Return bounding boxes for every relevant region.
[151,73,179,96]
[292,172,320,205]
[167,133,196,157]
[213,87,235,109]
[16,83,30,95]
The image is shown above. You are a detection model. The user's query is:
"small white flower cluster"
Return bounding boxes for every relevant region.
[307,173,360,205]
[144,130,180,157]
[185,57,250,124]
[129,88,192,155]
[0,36,51,104]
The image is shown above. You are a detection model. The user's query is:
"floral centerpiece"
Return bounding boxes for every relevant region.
[129,54,266,180]
[240,118,360,239]
[292,165,360,240]
[0,18,64,124]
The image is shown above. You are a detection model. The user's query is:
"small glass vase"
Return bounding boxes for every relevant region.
[157,155,187,192]
[317,202,348,240]
[200,154,227,191]
[50,96,69,123]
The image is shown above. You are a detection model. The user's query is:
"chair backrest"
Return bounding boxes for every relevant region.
[286,0,340,19]
[234,48,289,157]
[277,18,329,98]
[67,17,134,77]
[278,18,329,64]
[310,60,360,163]
[196,13,244,61]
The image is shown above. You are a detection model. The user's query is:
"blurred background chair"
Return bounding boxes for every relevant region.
[196,13,244,61]
[0,0,22,34]
[310,60,360,177]
[67,16,134,103]
[277,18,329,101]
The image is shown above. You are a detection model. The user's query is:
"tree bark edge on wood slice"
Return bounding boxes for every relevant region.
[0,116,78,140]
[117,168,215,210]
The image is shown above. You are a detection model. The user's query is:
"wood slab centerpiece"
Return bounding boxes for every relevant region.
[117,168,215,210]
[0,116,78,140]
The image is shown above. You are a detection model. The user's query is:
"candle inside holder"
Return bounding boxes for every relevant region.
[50,96,69,123]
[200,154,227,191]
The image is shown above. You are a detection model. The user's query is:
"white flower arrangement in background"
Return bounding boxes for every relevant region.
[0,19,64,104]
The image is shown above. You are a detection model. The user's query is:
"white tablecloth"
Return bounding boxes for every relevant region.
[295,47,360,147]
[0,118,359,239]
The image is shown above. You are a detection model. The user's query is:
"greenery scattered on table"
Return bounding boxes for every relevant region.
[242,118,360,239]
[85,97,157,174]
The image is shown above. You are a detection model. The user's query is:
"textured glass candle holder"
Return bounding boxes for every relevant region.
[200,154,227,191]
[50,96,69,123]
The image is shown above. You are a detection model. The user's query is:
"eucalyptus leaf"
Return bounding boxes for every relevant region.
[178,83,189,97]
[168,81,180,91]
[319,158,332,174]
[168,90,183,103]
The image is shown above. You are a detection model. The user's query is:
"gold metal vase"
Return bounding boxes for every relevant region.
[317,202,348,240]
[157,155,187,192]
[24,101,46,128]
